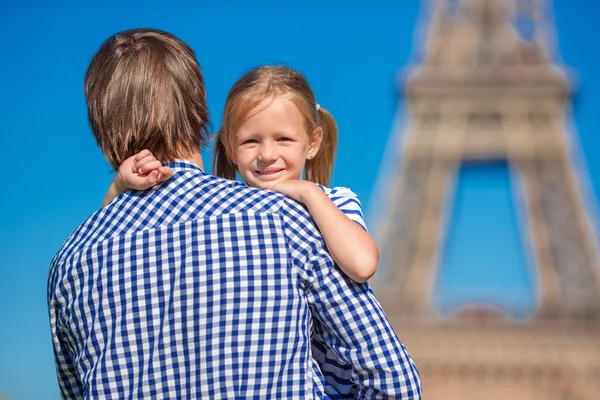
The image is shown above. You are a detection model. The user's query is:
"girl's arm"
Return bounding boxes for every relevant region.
[102,176,127,208]
[269,180,378,283]
[102,150,173,207]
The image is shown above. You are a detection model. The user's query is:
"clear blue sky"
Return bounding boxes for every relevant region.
[1,1,598,398]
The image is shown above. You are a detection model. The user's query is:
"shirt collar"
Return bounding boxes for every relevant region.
[164,159,205,174]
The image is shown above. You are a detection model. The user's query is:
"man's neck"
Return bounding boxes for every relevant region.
[183,150,204,170]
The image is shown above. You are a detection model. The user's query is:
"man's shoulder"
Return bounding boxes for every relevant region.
[198,173,309,217]
[50,166,313,271]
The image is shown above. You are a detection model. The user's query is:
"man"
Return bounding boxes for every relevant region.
[48,28,421,399]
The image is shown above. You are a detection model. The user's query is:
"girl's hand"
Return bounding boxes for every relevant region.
[115,149,173,192]
[267,180,316,203]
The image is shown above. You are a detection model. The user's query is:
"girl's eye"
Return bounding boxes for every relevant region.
[277,137,292,142]
[241,139,258,145]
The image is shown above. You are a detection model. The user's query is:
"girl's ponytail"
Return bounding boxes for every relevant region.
[212,133,237,180]
[305,106,338,187]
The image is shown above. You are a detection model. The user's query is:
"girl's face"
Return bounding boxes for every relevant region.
[231,95,321,189]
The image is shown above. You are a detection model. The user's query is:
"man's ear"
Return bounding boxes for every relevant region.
[307,127,323,160]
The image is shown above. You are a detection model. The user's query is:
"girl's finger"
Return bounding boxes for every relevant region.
[147,170,161,185]
[133,153,158,172]
[157,166,174,180]
[133,149,152,163]
[137,160,163,175]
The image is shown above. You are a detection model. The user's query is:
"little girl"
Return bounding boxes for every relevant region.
[104,65,378,283]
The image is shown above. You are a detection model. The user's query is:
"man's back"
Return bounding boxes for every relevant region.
[49,161,421,399]
[49,161,324,398]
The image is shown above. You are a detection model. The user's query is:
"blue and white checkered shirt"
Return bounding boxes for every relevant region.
[48,161,421,399]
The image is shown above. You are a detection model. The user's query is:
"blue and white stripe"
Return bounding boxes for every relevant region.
[48,161,421,399]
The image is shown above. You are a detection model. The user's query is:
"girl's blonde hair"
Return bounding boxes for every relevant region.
[213,65,338,186]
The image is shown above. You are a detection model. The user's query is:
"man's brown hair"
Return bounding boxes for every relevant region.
[84,28,210,170]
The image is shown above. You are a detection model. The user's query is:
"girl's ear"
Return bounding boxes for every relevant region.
[227,145,237,165]
[307,127,323,160]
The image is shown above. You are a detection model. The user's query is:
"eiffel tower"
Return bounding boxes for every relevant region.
[372,0,600,398]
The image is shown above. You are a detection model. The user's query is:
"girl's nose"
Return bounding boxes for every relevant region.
[258,143,276,162]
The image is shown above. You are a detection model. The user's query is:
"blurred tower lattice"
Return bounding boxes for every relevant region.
[372,0,600,398]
